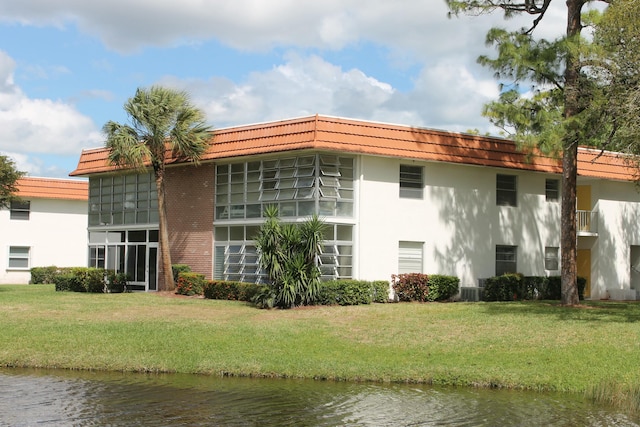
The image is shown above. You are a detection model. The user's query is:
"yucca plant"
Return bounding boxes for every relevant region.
[254,205,324,309]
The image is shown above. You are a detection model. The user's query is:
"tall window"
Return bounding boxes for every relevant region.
[8,246,30,269]
[496,245,517,276]
[10,200,30,220]
[546,179,559,202]
[545,247,559,270]
[399,165,423,199]
[214,224,353,282]
[398,241,424,274]
[496,174,517,206]
[88,173,158,226]
[215,154,354,220]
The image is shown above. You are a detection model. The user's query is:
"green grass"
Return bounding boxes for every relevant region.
[1,284,639,400]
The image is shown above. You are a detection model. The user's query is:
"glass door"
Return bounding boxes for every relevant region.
[148,246,158,291]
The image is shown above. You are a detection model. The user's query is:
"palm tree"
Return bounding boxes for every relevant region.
[103,86,212,291]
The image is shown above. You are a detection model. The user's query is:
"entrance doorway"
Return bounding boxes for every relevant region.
[577,249,591,298]
[88,229,159,291]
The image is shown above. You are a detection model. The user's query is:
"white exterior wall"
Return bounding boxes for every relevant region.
[356,155,561,286]
[586,180,640,300]
[0,198,88,284]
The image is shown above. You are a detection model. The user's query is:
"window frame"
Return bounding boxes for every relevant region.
[496,174,517,207]
[215,154,355,220]
[495,245,517,276]
[399,164,424,199]
[8,246,30,270]
[10,200,30,220]
[544,246,560,271]
[398,241,424,274]
[545,179,560,202]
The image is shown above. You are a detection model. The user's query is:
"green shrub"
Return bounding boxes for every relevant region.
[371,280,391,303]
[577,277,586,300]
[106,270,128,293]
[172,264,192,283]
[426,275,460,302]
[483,273,523,301]
[484,275,586,302]
[317,280,373,306]
[392,273,430,302]
[71,267,107,293]
[30,266,59,284]
[53,272,76,292]
[176,272,205,296]
[203,280,261,301]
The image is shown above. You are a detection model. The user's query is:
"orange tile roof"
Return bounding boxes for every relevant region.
[70,114,636,181]
[16,177,88,201]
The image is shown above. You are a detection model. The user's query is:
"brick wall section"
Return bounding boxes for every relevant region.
[163,163,215,281]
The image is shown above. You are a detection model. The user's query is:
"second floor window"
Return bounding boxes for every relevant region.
[10,200,30,220]
[546,179,560,202]
[496,174,517,207]
[399,165,423,199]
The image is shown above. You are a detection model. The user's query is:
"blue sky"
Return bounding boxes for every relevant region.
[0,1,567,178]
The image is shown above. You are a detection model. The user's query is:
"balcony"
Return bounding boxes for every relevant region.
[577,210,598,236]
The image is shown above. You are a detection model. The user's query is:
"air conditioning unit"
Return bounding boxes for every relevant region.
[460,287,484,302]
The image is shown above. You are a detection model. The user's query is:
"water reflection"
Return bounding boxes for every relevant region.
[0,368,638,426]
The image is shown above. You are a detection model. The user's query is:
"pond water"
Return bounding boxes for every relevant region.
[1,368,638,426]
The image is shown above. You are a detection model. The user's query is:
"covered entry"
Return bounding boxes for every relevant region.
[88,229,159,291]
[577,249,591,299]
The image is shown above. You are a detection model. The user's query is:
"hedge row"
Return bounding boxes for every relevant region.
[34,267,128,293]
[203,280,263,301]
[201,279,391,306]
[316,280,390,305]
[483,274,587,301]
[391,273,460,302]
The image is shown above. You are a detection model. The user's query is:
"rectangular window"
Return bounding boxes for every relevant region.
[88,173,157,226]
[545,247,559,270]
[496,245,517,276]
[496,174,517,207]
[10,200,30,220]
[214,224,354,282]
[215,154,354,220]
[399,165,423,199]
[8,246,30,269]
[398,241,423,274]
[546,179,559,202]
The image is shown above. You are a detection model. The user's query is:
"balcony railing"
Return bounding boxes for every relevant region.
[577,210,598,235]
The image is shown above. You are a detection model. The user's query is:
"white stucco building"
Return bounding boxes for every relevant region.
[70,115,640,299]
[0,177,88,284]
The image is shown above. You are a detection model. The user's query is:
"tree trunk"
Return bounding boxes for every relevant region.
[155,166,175,291]
[560,0,584,306]
[561,143,579,305]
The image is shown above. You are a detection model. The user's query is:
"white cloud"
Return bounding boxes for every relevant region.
[0,50,102,157]
[0,0,567,54]
[158,53,500,135]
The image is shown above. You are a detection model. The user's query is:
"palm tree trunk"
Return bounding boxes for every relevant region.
[155,166,175,291]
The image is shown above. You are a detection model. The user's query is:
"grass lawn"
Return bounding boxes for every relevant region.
[1,284,639,396]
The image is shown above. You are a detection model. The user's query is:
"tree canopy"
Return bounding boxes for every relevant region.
[0,154,25,210]
[592,0,640,164]
[447,0,613,305]
[103,86,212,290]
